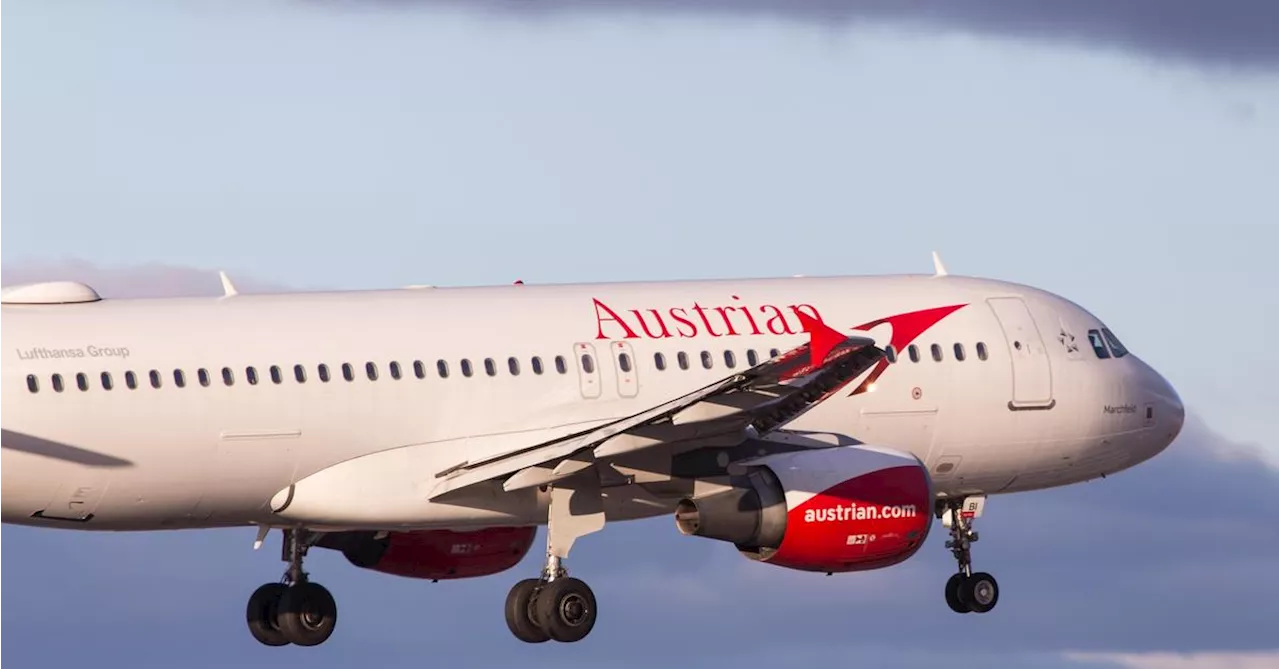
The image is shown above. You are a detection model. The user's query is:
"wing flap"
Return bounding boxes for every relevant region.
[428,315,883,501]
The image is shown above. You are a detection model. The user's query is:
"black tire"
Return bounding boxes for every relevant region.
[943,573,969,614]
[246,583,291,646]
[278,582,338,647]
[533,577,597,643]
[505,579,550,643]
[960,572,999,613]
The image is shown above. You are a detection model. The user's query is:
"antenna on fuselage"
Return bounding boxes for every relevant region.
[219,271,239,297]
[931,251,948,277]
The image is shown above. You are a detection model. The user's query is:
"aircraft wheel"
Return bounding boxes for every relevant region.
[959,572,999,613]
[246,583,291,646]
[943,573,970,614]
[505,578,551,643]
[534,577,597,643]
[278,581,338,646]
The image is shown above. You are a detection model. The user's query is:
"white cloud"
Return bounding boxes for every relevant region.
[1064,651,1279,669]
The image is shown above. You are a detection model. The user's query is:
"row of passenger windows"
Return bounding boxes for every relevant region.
[885,342,990,364]
[21,342,987,394]
[27,354,571,393]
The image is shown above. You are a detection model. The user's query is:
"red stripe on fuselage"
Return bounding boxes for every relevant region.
[848,304,968,396]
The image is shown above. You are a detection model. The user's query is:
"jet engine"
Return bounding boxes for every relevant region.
[675,445,933,573]
[316,527,536,580]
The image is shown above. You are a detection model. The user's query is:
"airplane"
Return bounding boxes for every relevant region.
[0,256,1184,647]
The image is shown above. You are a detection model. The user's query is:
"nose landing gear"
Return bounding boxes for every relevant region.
[246,529,339,647]
[939,496,1000,614]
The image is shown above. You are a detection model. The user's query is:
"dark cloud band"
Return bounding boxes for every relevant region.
[365,0,1278,70]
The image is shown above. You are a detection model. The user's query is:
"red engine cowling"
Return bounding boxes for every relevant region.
[317,527,536,580]
[674,445,933,573]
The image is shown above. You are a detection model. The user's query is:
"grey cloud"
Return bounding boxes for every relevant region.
[2,413,1273,668]
[347,0,1277,70]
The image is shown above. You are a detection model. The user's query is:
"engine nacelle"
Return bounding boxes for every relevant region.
[675,445,933,573]
[316,527,536,580]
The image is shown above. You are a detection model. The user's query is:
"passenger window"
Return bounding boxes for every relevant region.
[531,357,544,375]
[723,350,736,369]
[52,373,65,393]
[269,365,283,384]
[1102,328,1128,358]
[341,363,354,382]
[769,348,780,358]
[580,354,595,374]
[1087,330,1110,359]
[293,365,307,383]
[508,357,520,375]
[102,372,114,391]
[953,343,966,362]
[246,367,259,385]
[484,358,497,377]
[677,352,690,370]
[317,364,330,383]
[554,356,567,374]
[908,345,921,363]
[126,371,139,389]
[746,349,759,366]
[700,351,713,369]
[77,373,89,391]
[365,362,378,381]
[222,367,236,385]
[389,361,402,380]
[885,345,898,363]
[413,361,426,379]
[976,342,989,361]
[436,359,449,378]
[199,368,212,387]
[461,359,473,377]
[654,352,667,371]
[26,374,39,393]
[150,370,163,388]
[930,344,943,362]
[174,369,187,388]
[618,352,633,372]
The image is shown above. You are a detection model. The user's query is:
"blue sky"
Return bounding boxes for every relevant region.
[2,2,1276,667]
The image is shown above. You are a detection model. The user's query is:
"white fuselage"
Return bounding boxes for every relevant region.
[0,274,1183,532]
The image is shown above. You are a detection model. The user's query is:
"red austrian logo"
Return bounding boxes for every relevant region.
[592,296,823,340]
[589,295,967,396]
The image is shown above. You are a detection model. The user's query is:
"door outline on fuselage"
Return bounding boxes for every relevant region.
[573,342,602,399]
[986,297,1055,409]
[610,341,639,399]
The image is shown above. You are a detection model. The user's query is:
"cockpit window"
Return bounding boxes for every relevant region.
[1101,328,1128,358]
[1087,329,1110,359]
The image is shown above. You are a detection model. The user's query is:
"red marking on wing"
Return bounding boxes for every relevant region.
[796,310,847,367]
[848,304,968,395]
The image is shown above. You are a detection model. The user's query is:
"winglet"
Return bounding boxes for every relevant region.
[219,271,239,297]
[796,310,846,367]
[931,251,948,277]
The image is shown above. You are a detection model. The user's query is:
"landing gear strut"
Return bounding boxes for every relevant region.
[939,497,999,614]
[246,528,339,647]
[504,478,604,643]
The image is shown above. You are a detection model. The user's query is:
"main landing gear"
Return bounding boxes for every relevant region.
[246,529,339,647]
[939,496,999,615]
[504,476,606,643]
[504,554,598,644]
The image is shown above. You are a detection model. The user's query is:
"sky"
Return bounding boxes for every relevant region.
[1,1,1276,667]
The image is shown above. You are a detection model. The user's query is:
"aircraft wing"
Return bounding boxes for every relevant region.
[427,312,883,501]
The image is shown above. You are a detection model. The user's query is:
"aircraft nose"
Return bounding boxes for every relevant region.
[1149,367,1184,450]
